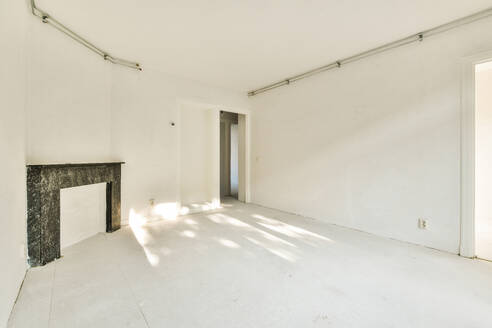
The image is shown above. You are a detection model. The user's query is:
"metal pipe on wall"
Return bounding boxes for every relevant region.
[248,6,492,97]
[29,0,142,71]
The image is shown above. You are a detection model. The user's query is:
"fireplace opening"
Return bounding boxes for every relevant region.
[60,183,107,250]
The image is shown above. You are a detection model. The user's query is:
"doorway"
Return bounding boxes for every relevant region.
[475,60,492,261]
[220,111,246,201]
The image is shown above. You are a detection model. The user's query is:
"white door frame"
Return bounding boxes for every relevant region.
[460,50,492,257]
[176,99,251,206]
[219,109,251,203]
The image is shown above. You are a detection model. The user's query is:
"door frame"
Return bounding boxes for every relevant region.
[176,99,251,207]
[219,110,250,203]
[460,50,492,257]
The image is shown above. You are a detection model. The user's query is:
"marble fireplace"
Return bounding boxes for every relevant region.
[26,162,124,267]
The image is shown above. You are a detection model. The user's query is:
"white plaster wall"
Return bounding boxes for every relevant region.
[0,0,27,326]
[60,184,107,249]
[475,62,492,260]
[110,66,248,223]
[179,104,219,205]
[250,17,492,254]
[25,18,112,164]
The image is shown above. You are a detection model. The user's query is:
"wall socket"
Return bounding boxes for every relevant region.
[418,218,428,230]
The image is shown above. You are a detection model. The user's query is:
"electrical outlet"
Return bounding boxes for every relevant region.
[418,218,428,230]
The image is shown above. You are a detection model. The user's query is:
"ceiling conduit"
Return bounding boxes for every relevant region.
[248,6,492,96]
[29,0,142,71]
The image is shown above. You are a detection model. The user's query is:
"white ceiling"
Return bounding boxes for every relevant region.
[36,0,492,92]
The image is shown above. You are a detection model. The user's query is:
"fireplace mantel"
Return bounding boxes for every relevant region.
[27,162,125,168]
[27,162,124,266]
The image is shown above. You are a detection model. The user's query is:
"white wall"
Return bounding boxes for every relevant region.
[25,18,112,164]
[110,66,248,223]
[475,62,492,260]
[180,104,219,206]
[60,184,107,249]
[0,0,28,326]
[250,17,492,254]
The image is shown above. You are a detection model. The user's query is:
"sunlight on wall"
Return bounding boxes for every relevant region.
[129,200,221,223]
[153,202,180,220]
[180,198,221,215]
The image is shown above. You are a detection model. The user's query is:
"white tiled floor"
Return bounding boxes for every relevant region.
[8,200,492,327]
